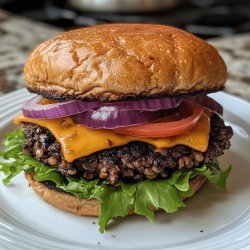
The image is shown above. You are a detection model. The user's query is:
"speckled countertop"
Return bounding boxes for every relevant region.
[0,10,62,94]
[0,9,250,102]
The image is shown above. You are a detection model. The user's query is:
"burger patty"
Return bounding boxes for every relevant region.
[22,113,233,185]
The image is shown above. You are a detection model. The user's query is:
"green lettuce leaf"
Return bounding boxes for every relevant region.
[201,164,232,191]
[134,180,185,221]
[61,177,99,200]
[0,129,232,233]
[98,186,134,233]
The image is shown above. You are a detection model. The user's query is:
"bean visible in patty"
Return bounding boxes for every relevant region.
[23,113,233,185]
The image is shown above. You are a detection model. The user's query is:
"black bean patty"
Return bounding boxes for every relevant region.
[22,113,233,185]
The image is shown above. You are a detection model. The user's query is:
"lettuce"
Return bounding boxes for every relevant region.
[0,129,232,233]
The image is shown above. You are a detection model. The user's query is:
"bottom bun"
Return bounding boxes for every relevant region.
[25,173,207,217]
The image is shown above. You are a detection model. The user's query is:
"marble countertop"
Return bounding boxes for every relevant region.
[0,9,250,102]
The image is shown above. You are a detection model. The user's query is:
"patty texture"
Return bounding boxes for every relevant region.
[23,113,233,185]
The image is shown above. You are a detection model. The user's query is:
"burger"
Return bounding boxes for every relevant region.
[0,24,233,233]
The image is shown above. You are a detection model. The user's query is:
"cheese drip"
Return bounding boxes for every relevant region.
[15,113,211,162]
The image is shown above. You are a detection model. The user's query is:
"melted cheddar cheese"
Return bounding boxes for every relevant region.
[14,113,211,162]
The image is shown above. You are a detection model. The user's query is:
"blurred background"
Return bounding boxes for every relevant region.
[0,0,250,100]
[1,0,250,38]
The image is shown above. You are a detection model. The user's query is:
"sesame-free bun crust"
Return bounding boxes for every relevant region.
[25,172,207,217]
[24,24,227,101]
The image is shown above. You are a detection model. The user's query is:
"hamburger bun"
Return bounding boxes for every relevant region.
[25,172,207,217]
[24,24,227,102]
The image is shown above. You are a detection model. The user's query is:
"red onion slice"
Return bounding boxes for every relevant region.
[22,95,181,119]
[110,97,181,111]
[184,95,223,115]
[22,96,101,119]
[73,95,223,129]
[73,107,166,129]
[22,94,221,130]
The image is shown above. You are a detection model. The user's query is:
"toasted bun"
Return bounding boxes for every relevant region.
[25,172,207,217]
[24,24,227,101]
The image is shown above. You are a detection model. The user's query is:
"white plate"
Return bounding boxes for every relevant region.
[0,89,250,250]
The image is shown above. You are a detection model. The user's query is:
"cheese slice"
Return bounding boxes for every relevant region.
[14,113,211,163]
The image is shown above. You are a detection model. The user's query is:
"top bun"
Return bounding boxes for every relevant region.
[24,24,227,101]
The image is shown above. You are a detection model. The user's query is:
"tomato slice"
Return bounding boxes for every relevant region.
[113,101,204,138]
